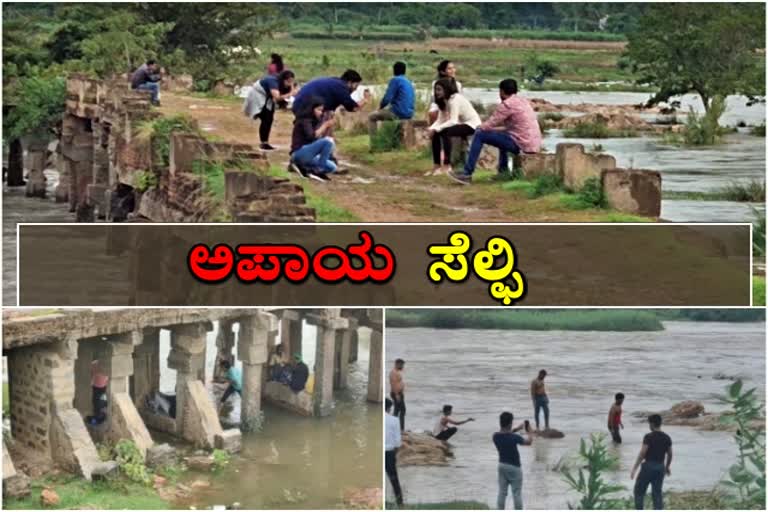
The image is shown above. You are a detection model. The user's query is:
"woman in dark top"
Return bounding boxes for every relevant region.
[243,70,296,151]
[289,96,338,181]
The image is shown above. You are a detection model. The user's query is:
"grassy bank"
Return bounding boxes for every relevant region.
[3,475,169,510]
[754,276,766,306]
[386,309,665,331]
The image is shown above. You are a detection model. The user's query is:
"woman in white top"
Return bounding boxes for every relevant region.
[428,60,463,124]
[428,78,482,175]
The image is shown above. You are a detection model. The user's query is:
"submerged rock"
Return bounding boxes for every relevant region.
[185,455,215,471]
[397,432,454,466]
[342,487,383,509]
[632,401,765,432]
[147,443,177,468]
[535,428,565,439]
[41,488,60,507]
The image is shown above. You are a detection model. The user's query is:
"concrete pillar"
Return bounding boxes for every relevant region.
[279,310,303,358]
[349,328,359,363]
[168,322,222,447]
[54,143,69,203]
[367,309,384,403]
[23,146,47,198]
[89,121,110,219]
[334,318,356,390]
[237,311,277,430]
[310,311,349,416]
[60,114,94,220]
[213,319,236,382]
[132,328,160,409]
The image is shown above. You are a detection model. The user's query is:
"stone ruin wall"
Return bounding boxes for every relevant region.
[52,75,316,223]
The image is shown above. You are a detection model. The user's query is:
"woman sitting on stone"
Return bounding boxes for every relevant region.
[427,78,481,176]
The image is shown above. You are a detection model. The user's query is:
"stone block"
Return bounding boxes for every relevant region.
[147,443,177,468]
[556,143,616,190]
[180,379,223,449]
[264,381,314,416]
[49,408,102,481]
[214,429,243,453]
[91,461,119,481]
[169,133,206,176]
[108,392,154,457]
[513,153,558,179]
[601,168,662,217]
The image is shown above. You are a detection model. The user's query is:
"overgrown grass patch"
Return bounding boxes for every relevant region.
[562,120,638,138]
[137,115,200,168]
[370,121,403,153]
[754,276,766,306]
[719,179,766,203]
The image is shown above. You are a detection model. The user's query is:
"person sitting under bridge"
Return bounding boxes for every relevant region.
[130,59,162,106]
[449,78,542,185]
[87,360,109,426]
[268,344,291,384]
[218,360,242,411]
[433,404,474,441]
[289,353,310,393]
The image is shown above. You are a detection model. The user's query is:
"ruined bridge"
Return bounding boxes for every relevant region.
[2,308,382,486]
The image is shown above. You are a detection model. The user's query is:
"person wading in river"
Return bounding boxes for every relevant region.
[218,360,242,412]
[608,392,625,444]
[530,369,550,431]
[385,398,404,506]
[494,411,533,510]
[433,404,474,441]
[631,414,673,510]
[389,358,406,432]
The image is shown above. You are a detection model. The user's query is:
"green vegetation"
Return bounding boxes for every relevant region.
[754,277,766,307]
[212,449,232,472]
[370,121,403,153]
[3,474,169,510]
[749,124,766,137]
[562,120,638,139]
[386,501,489,510]
[2,74,66,141]
[561,434,625,509]
[137,115,199,168]
[719,180,766,203]
[562,177,606,209]
[656,309,765,322]
[625,4,764,116]
[386,309,665,331]
[3,382,9,416]
[717,380,766,509]
[134,170,159,192]
[753,207,766,257]
[191,159,226,202]
[113,439,152,485]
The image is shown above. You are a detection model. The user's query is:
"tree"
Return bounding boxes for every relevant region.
[625,3,765,114]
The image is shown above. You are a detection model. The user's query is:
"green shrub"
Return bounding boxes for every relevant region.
[562,121,637,138]
[749,124,765,137]
[561,434,626,509]
[718,179,766,203]
[752,208,766,258]
[717,380,766,508]
[114,440,151,485]
[529,174,563,198]
[370,120,402,153]
[681,96,728,145]
[191,159,226,200]
[561,176,606,209]
[134,170,158,192]
[212,449,232,471]
[3,74,66,141]
[137,115,200,168]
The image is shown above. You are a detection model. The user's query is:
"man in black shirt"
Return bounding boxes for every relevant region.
[493,411,533,510]
[289,354,309,393]
[631,414,673,509]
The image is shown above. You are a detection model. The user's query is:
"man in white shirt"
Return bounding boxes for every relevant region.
[385,398,404,506]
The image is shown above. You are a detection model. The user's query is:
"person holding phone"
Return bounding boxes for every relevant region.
[494,411,534,510]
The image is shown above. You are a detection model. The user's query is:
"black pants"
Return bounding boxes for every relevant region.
[431,124,476,165]
[222,384,241,403]
[255,107,275,143]
[634,462,665,509]
[91,385,108,422]
[390,392,406,431]
[435,426,457,441]
[385,449,403,505]
[610,426,622,444]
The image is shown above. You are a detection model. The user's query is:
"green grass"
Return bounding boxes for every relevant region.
[386,501,490,510]
[562,121,639,138]
[749,124,766,137]
[3,475,169,510]
[386,309,665,331]
[3,382,9,415]
[754,276,766,306]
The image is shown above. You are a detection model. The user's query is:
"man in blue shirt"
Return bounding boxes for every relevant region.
[493,411,533,510]
[368,61,415,139]
[218,360,242,412]
[292,69,367,117]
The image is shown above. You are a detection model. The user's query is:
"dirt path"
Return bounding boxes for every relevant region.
[159,92,607,222]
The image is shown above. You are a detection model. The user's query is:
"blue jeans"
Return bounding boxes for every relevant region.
[463,129,520,175]
[136,82,160,103]
[634,462,665,509]
[291,138,337,174]
[533,395,549,429]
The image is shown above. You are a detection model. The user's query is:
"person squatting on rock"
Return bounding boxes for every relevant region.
[432,404,474,441]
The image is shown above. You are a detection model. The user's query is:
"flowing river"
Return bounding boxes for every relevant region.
[384,321,765,509]
[155,321,382,510]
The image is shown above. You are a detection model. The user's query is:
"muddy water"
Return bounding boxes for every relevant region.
[385,321,765,509]
[157,322,382,510]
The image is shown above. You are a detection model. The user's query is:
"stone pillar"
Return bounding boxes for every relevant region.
[168,322,222,448]
[60,114,94,220]
[103,331,153,456]
[9,337,102,480]
[237,311,277,430]
[311,310,348,416]
[334,318,356,390]
[54,142,69,203]
[23,137,48,198]
[279,310,303,358]
[349,328,359,363]
[6,137,25,187]
[367,309,383,403]
[132,328,160,409]
[89,121,110,219]
[213,319,236,382]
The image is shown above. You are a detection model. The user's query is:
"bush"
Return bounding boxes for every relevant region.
[561,434,625,509]
[212,449,232,471]
[718,179,766,203]
[682,96,728,145]
[529,174,563,198]
[114,440,151,485]
[3,74,67,141]
[561,177,606,209]
[749,124,765,137]
[370,120,402,152]
[717,380,766,509]
[134,170,158,192]
[562,121,637,138]
[137,115,199,168]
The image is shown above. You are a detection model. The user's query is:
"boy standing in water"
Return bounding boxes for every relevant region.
[530,369,550,431]
[608,393,625,443]
[389,359,406,432]
[493,411,533,510]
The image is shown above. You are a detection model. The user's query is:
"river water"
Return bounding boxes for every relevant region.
[156,321,382,510]
[385,321,765,509]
